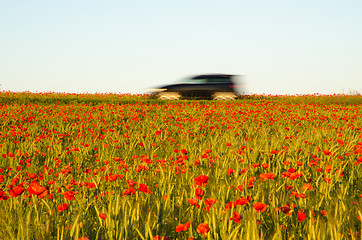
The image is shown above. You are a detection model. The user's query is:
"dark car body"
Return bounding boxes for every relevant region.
[149,74,240,100]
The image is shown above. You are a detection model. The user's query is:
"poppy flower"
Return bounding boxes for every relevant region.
[9,183,25,197]
[195,187,205,200]
[188,198,200,209]
[27,181,48,198]
[78,236,89,240]
[253,202,267,213]
[78,237,89,240]
[323,150,331,155]
[227,168,235,175]
[0,189,9,200]
[138,183,152,193]
[230,211,242,223]
[235,197,249,205]
[325,165,332,173]
[260,172,276,181]
[154,236,169,240]
[204,198,217,206]
[288,172,303,180]
[203,198,216,211]
[280,205,291,214]
[194,175,209,187]
[197,223,209,235]
[63,191,76,200]
[297,210,307,222]
[239,168,247,175]
[99,213,107,220]
[58,203,70,212]
[176,221,191,232]
[302,183,313,191]
[225,201,235,209]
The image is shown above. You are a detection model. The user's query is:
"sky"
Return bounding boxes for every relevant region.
[1,1,362,95]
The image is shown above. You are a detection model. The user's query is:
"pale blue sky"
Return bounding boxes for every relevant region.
[1,1,361,94]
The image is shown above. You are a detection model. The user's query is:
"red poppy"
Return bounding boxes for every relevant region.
[298,210,307,221]
[262,163,269,169]
[325,165,332,173]
[63,191,76,200]
[194,175,209,187]
[138,183,152,193]
[78,237,89,240]
[0,188,9,200]
[227,168,235,175]
[203,198,216,211]
[154,236,169,240]
[253,202,267,213]
[260,172,276,181]
[197,223,209,235]
[99,213,107,220]
[27,181,48,198]
[239,168,247,175]
[302,183,313,191]
[9,183,25,197]
[280,204,290,212]
[176,221,191,232]
[230,211,242,223]
[247,177,256,188]
[195,187,205,200]
[235,197,249,205]
[225,201,235,209]
[188,198,200,209]
[204,198,217,206]
[58,203,70,212]
[323,150,331,155]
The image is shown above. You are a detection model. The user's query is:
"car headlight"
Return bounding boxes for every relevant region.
[146,88,167,93]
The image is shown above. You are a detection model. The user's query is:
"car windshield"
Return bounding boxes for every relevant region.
[177,78,207,84]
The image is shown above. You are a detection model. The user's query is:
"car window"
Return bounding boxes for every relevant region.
[207,78,231,83]
[178,78,207,84]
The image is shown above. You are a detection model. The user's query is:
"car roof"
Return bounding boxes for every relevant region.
[192,74,234,79]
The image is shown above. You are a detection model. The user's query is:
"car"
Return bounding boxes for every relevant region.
[148,74,240,100]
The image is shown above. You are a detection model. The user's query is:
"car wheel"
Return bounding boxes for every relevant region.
[158,92,181,100]
[212,92,237,100]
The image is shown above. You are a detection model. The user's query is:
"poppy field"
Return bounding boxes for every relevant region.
[0,92,361,240]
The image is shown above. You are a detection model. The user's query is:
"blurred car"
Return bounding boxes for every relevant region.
[147,74,240,100]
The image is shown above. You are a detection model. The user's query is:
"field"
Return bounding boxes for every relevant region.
[0,92,361,240]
